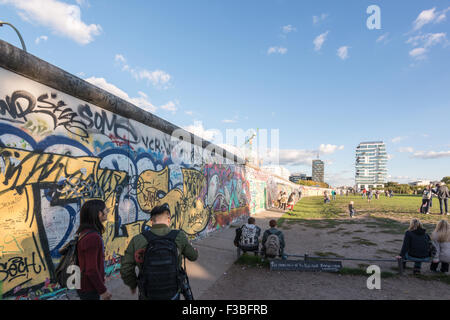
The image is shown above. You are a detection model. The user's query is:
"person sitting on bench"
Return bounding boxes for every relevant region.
[236,217,261,255]
[396,218,432,275]
[261,220,285,259]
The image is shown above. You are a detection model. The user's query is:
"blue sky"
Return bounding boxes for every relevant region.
[0,0,449,186]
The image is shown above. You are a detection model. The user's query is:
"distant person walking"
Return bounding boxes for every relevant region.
[348,201,355,218]
[276,191,283,209]
[434,183,450,215]
[430,220,450,273]
[367,189,373,203]
[287,192,295,211]
[281,192,288,211]
[324,191,330,204]
[331,190,336,200]
[375,190,380,200]
[362,188,367,199]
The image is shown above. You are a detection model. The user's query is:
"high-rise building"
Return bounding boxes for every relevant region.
[355,141,387,190]
[312,159,324,182]
[289,173,310,183]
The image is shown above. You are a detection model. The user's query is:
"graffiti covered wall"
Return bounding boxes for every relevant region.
[0,41,331,299]
[0,65,251,299]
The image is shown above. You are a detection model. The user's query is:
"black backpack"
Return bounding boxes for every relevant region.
[138,230,181,300]
[54,230,96,288]
[233,227,242,247]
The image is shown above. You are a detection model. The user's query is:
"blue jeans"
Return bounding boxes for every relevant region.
[439,198,448,214]
[405,253,430,269]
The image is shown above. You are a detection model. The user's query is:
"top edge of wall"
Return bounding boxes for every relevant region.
[0,39,244,164]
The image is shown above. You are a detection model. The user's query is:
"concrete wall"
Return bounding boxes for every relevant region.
[0,40,329,299]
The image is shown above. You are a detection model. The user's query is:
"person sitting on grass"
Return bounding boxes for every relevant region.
[348,201,355,218]
[396,218,432,275]
[261,220,286,260]
[430,220,450,273]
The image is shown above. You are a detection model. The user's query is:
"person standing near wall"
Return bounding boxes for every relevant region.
[76,199,112,300]
[287,192,295,211]
[120,204,198,300]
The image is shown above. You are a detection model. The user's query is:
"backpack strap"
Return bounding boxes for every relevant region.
[78,230,97,242]
[142,229,180,244]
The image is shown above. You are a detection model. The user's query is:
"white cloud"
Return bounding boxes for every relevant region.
[337,46,350,60]
[1,0,101,45]
[75,0,90,7]
[407,33,447,48]
[398,147,414,153]
[412,150,450,159]
[314,31,329,51]
[267,46,288,55]
[409,47,427,60]
[391,136,407,143]
[282,25,296,33]
[185,111,193,116]
[277,149,318,166]
[84,77,157,113]
[412,7,450,31]
[160,100,178,114]
[319,144,344,154]
[114,54,172,89]
[137,69,172,88]
[413,8,438,31]
[313,13,328,25]
[376,32,389,44]
[269,144,344,167]
[35,35,48,44]
[115,54,126,64]
[183,121,221,143]
[222,119,237,123]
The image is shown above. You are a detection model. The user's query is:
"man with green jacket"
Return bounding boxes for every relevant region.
[120,204,198,300]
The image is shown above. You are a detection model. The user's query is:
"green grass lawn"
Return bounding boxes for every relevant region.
[278,195,447,231]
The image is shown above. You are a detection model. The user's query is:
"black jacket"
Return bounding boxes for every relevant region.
[435,185,450,199]
[399,227,430,259]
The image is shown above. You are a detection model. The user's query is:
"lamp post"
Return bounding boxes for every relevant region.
[0,20,27,52]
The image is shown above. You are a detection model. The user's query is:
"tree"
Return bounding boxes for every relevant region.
[441,176,450,185]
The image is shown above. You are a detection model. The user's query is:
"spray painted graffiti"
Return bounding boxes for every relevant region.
[0,65,328,299]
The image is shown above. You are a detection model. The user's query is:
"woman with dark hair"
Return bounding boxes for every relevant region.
[76,199,112,300]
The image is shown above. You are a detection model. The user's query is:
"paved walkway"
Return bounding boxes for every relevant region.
[102,208,285,300]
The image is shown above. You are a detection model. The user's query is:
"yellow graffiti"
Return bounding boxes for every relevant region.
[137,168,210,235]
[0,186,50,295]
[0,147,128,295]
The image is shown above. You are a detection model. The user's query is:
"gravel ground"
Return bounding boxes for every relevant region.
[199,214,450,300]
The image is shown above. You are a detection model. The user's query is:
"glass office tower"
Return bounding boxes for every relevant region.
[312,159,324,183]
[355,141,387,190]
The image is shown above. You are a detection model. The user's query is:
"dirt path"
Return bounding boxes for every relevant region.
[199,212,450,300]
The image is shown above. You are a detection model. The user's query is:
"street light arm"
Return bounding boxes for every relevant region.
[0,21,27,52]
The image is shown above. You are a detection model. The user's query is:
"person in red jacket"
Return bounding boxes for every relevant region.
[76,199,112,300]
